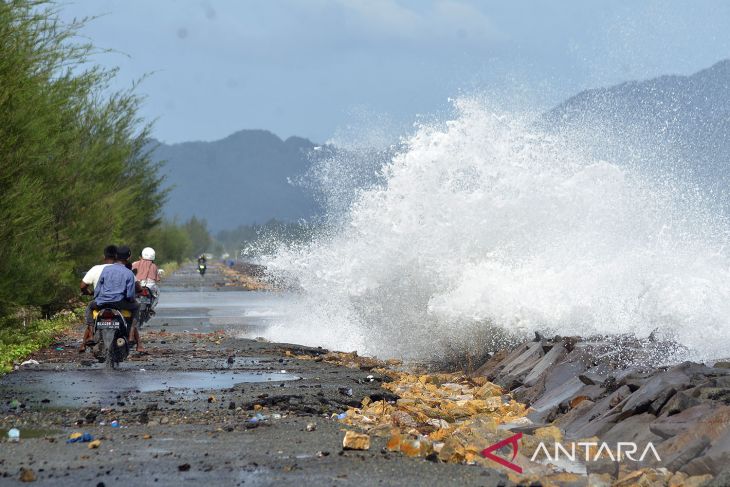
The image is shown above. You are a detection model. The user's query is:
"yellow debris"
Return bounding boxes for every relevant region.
[342,430,370,450]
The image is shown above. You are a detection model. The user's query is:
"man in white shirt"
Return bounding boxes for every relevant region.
[79,245,117,352]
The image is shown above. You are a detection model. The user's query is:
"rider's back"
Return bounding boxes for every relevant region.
[132,259,159,282]
[95,263,135,305]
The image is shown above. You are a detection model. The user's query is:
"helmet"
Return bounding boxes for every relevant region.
[142,247,156,261]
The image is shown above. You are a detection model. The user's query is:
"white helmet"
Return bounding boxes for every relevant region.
[142,247,156,261]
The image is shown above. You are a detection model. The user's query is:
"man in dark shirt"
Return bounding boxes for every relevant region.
[96,245,144,352]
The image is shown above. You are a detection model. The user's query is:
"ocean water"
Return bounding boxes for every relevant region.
[263,99,730,362]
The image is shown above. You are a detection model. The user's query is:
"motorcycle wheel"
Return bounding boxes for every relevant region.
[106,346,116,369]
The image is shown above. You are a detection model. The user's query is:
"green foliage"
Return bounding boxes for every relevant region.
[146,216,218,263]
[183,216,211,257]
[0,308,82,374]
[0,1,165,316]
[147,220,193,264]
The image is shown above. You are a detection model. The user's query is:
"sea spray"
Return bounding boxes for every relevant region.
[264,99,730,362]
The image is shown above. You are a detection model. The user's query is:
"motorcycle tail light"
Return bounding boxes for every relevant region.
[101,310,115,319]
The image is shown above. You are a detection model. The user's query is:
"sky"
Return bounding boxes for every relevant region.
[58,0,730,145]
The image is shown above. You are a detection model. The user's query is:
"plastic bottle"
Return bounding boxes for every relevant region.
[7,428,20,442]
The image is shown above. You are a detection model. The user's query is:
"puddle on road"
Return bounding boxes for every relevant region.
[1,369,300,408]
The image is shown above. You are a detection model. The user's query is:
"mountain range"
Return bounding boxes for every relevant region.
[154,130,319,232]
[542,59,730,201]
[155,60,730,231]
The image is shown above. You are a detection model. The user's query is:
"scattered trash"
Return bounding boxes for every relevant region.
[18,467,36,482]
[139,368,146,372]
[87,439,101,449]
[272,413,282,419]
[336,412,347,420]
[110,420,119,428]
[366,375,375,382]
[306,422,317,432]
[248,413,267,423]
[7,428,20,442]
[338,387,353,397]
[342,430,370,450]
[20,359,39,366]
[207,395,216,403]
[143,434,152,440]
[316,450,330,457]
[66,432,93,443]
[279,369,286,374]
[9,399,20,409]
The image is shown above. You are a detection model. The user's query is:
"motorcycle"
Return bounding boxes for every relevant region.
[137,281,158,329]
[137,287,153,328]
[198,263,207,276]
[92,308,131,368]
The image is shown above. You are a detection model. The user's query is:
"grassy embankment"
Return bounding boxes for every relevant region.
[0,309,83,374]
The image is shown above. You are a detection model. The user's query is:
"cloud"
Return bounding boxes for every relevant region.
[323,0,503,46]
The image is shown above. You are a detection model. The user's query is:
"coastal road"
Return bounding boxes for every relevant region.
[0,263,510,486]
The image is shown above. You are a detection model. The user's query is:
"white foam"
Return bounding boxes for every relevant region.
[265,99,730,362]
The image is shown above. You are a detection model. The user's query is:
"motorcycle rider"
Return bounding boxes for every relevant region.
[132,247,160,313]
[96,245,145,352]
[79,245,117,353]
[197,254,207,275]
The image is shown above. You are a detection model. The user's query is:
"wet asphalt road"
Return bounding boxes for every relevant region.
[0,264,510,487]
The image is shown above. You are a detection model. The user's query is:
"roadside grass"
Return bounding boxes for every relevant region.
[158,260,183,279]
[0,309,82,374]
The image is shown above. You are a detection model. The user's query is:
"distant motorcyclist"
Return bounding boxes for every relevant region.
[197,254,207,276]
[97,245,145,352]
[79,245,117,353]
[132,247,160,312]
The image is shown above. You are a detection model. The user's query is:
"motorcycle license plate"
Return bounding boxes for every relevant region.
[96,320,119,329]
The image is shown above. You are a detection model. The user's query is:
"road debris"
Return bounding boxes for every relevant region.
[342,430,370,450]
[66,432,93,443]
[19,467,36,482]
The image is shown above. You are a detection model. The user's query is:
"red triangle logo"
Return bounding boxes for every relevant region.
[480,432,523,473]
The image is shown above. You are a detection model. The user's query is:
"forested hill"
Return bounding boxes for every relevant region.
[153,130,320,232]
[542,59,730,203]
